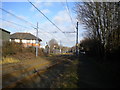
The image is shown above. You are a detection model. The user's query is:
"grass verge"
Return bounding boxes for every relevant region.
[51,59,79,88]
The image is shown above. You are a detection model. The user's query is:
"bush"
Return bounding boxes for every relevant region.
[80,38,103,57]
[2,41,23,57]
[2,41,45,59]
[106,46,120,61]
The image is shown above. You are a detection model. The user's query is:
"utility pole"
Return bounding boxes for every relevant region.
[76,22,79,56]
[36,22,38,57]
[46,42,50,54]
[60,40,62,54]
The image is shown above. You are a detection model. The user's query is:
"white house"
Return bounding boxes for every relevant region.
[10,32,42,47]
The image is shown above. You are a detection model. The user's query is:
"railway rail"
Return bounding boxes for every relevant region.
[2,61,50,80]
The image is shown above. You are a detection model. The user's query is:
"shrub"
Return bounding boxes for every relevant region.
[2,41,23,57]
[2,41,45,59]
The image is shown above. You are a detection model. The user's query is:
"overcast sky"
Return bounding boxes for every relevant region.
[1,1,86,47]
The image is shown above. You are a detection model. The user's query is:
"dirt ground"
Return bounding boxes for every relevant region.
[2,57,51,88]
[2,54,78,88]
[2,54,119,89]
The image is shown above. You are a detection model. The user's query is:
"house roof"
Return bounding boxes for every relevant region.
[10,33,42,41]
[0,28,10,33]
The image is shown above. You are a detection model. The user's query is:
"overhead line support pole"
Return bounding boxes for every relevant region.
[76,22,79,56]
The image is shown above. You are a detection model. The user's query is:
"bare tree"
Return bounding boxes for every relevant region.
[48,39,58,53]
[75,2,120,58]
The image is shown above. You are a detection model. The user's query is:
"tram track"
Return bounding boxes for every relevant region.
[2,60,61,89]
[1,58,47,73]
[2,55,73,89]
[2,61,50,78]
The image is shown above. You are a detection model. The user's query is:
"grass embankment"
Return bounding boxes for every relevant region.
[2,42,45,64]
[51,59,79,88]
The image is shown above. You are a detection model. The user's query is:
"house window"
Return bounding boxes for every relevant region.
[22,39,27,43]
[32,40,36,43]
[27,40,30,43]
[15,39,20,43]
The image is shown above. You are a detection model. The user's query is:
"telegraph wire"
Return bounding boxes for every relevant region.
[0,18,32,29]
[1,2,71,43]
[0,8,59,40]
[0,8,36,28]
[0,18,58,40]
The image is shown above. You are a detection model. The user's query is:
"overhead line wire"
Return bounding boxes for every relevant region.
[61,1,76,33]
[27,0,70,41]
[66,0,75,29]
[38,30,59,42]
[28,0,64,33]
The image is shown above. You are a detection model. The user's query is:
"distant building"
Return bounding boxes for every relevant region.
[0,28,10,43]
[0,28,10,58]
[10,32,42,47]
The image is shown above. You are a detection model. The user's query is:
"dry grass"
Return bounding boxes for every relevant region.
[51,59,79,88]
[0,57,20,64]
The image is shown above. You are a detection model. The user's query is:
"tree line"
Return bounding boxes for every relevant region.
[45,39,71,54]
[75,2,120,60]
